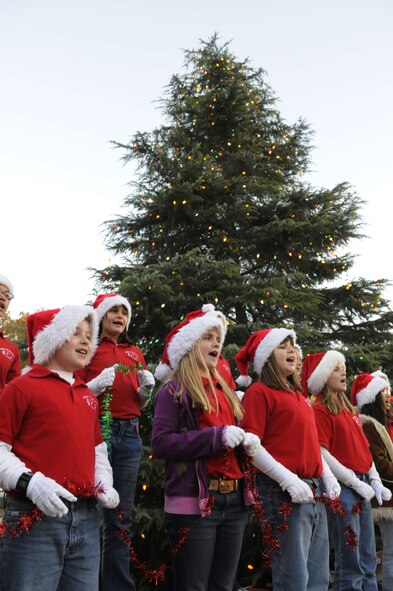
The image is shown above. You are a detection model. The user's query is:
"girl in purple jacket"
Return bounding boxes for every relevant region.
[152,304,257,591]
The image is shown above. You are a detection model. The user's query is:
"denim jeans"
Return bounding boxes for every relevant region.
[328,478,377,591]
[0,496,100,591]
[378,520,393,591]
[255,473,329,591]
[101,417,142,591]
[165,489,249,591]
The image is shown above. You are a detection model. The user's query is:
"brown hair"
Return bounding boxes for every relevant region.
[259,337,301,393]
[318,385,355,415]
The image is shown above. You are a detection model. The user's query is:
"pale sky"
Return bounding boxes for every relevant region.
[1,0,393,318]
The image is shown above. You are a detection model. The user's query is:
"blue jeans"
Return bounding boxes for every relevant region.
[328,479,377,591]
[101,417,142,591]
[165,489,249,591]
[378,520,393,591]
[0,496,99,591]
[255,473,329,591]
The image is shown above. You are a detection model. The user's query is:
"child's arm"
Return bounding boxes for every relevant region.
[367,462,392,505]
[0,440,30,490]
[251,444,314,503]
[321,446,375,500]
[94,442,120,508]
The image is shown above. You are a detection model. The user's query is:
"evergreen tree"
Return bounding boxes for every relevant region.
[98,34,393,376]
[95,35,393,588]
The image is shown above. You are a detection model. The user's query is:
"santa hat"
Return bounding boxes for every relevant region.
[93,293,132,329]
[235,328,296,388]
[26,306,99,366]
[301,351,345,396]
[371,370,391,393]
[350,373,388,409]
[0,274,14,297]
[154,304,227,381]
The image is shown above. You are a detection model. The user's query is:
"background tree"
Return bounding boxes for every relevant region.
[97,34,393,376]
[95,35,393,588]
[1,312,29,367]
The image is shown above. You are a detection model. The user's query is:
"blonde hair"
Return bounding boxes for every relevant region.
[318,385,355,415]
[259,337,301,393]
[165,340,244,420]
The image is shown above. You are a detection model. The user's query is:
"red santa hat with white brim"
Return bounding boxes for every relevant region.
[0,274,14,297]
[301,351,345,396]
[154,304,227,382]
[350,373,388,410]
[26,306,99,366]
[235,327,296,388]
[93,293,132,329]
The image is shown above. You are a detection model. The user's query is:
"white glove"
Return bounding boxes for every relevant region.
[252,446,314,503]
[26,472,77,517]
[222,426,245,448]
[321,446,374,501]
[368,461,392,505]
[137,369,155,388]
[94,442,120,509]
[243,433,261,457]
[87,366,116,396]
[370,480,392,505]
[321,458,341,500]
[0,441,30,490]
[351,479,375,502]
[97,486,120,509]
[137,370,155,409]
[235,390,245,402]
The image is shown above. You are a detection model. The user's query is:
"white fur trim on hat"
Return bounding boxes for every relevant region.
[356,377,388,410]
[167,311,227,371]
[0,274,14,297]
[96,295,132,329]
[33,305,99,366]
[372,371,391,393]
[253,328,296,376]
[307,351,345,395]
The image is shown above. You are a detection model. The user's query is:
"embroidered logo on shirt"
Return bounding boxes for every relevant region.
[82,395,98,410]
[125,350,139,362]
[0,348,14,362]
[352,415,362,428]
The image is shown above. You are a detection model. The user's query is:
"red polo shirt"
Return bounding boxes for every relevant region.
[313,398,372,473]
[77,337,146,419]
[0,365,102,489]
[197,377,242,479]
[217,356,236,390]
[0,331,21,389]
[241,382,323,478]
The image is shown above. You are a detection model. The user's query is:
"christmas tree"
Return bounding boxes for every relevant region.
[95,35,393,588]
[98,34,393,376]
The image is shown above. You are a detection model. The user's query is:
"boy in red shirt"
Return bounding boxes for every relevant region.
[0,305,119,591]
[0,273,21,388]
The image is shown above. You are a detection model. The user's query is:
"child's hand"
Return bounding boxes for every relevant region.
[222,426,245,448]
[26,472,77,517]
[97,485,120,509]
[137,369,155,388]
[370,480,392,505]
[243,432,261,457]
[87,366,116,396]
[352,480,375,502]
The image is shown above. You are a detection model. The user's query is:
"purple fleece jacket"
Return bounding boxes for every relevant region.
[151,378,254,516]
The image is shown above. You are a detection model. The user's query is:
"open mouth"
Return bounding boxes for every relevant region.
[286,356,295,363]
[113,320,124,327]
[76,348,88,356]
[209,351,218,358]
[0,302,5,311]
